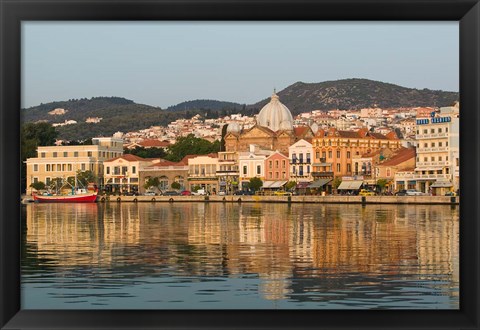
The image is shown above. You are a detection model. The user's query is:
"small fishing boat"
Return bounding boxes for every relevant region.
[33,189,98,203]
[33,175,98,203]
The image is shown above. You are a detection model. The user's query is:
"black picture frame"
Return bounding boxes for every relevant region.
[1,0,479,329]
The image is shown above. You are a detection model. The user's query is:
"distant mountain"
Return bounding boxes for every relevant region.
[22,79,459,141]
[167,99,244,112]
[249,79,459,115]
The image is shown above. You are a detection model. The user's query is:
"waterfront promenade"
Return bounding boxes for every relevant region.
[91,195,459,205]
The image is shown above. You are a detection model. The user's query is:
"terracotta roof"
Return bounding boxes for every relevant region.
[378,148,416,166]
[385,131,398,140]
[138,139,171,147]
[105,154,146,162]
[293,126,310,137]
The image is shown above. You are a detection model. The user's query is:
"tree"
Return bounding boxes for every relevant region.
[165,134,220,162]
[332,177,342,190]
[248,177,263,192]
[285,181,297,191]
[29,181,46,191]
[144,177,160,190]
[376,178,388,193]
[171,182,181,190]
[75,170,97,187]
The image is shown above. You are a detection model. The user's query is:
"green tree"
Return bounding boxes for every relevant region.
[171,182,181,190]
[21,122,58,192]
[332,177,342,190]
[248,177,263,192]
[75,170,97,187]
[29,181,46,191]
[376,178,388,193]
[144,177,160,190]
[165,134,220,162]
[285,181,297,191]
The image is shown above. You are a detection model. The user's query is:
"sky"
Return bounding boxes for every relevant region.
[22,21,459,109]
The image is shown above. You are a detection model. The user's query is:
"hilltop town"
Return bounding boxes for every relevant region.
[24,92,459,198]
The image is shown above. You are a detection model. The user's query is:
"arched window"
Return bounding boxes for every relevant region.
[159,176,169,191]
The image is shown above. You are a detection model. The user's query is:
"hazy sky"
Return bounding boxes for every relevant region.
[22,21,459,109]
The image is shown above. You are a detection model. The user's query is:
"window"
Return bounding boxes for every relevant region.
[106,167,110,174]
[74,151,78,157]
[33,177,38,184]
[53,152,57,158]
[132,166,136,174]
[328,151,332,158]
[282,171,286,179]
[347,164,351,172]
[57,164,61,171]
[423,129,428,134]
[243,166,247,175]
[292,165,296,174]
[446,127,449,132]
[33,164,38,171]
[424,143,428,148]
[41,152,45,158]
[456,158,459,166]
[275,160,279,168]
[322,151,326,158]
[81,163,86,171]
[282,160,286,168]
[416,130,419,134]
[275,172,279,179]
[257,165,261,175]
[62,164,66,171]
[307,165,310,173]
[431,157,435,161]
[316,152,320,159]
[45,177,50,185]
[438,128,442,133]
[424,157,428,162]
[336,163,341,172]
[46,164,50,171]
[347,151,351,159]
[87,151,93,157]
[63,152,68,157]
[439,156,442,161]
[299,165,303,175]
[431,142,435,147]
[269,161,273,169]
[306,153,311,162]
[446,142,448,146]
[431,128,435,133]
[269,172,273,179]
[439,142,443,147]
[337,150,340,158]
[68,164,72,171]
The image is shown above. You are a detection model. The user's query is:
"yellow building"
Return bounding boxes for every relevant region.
[187,153,220,193]
[25,137,123,194]
[311,128,401,179]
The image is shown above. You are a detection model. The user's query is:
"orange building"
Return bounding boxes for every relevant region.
[264,151,290,182]
[311,128,401,179]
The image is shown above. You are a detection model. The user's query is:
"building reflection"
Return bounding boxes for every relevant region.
[24,202,459,302]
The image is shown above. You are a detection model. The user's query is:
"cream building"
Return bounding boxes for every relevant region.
[25,137,124,194]
[288,139,314,182]
[238,145,274,190]
[187,153,220,193]
[103,154,159,194]
[413,102,459,194]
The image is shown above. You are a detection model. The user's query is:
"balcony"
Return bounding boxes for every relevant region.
[417,147,449,153]
[416,132,448,139]
[312,171,334,178]
[414,173,450,180]
[416,161,450,167]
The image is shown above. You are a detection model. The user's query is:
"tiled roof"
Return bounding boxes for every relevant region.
[139,139,171,147]
[105,154,146,162]
[378,148,416,166]
[293,126,310,137]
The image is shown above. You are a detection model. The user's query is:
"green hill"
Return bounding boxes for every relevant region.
[250,79,459,115]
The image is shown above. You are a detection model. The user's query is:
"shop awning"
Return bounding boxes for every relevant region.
[430,180,453,188]
[337,180,363,190]
[262,180,288,189]
[295,181,311,189]
[307,178,332,188]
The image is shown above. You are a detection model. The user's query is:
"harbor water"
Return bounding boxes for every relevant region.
[21,202,459,309]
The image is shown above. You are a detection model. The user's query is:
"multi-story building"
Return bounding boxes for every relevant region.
[413,102,459,193]
[264,151,289,182]
[25,137,123,194]
[216,151,239,194]
[238,144,274,190]
[139,157,191,194]
[103,154,159,194]
[187,153,219,194]
[375,147,416,192]
[311,128,401,179]
[288,139,314,182]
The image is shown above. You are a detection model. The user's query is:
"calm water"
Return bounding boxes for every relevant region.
[21,202,459,309]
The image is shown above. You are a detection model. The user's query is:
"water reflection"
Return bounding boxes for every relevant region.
[22,202,459,309]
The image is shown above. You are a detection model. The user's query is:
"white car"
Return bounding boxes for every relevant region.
[192,189,206,196]
[405,189,424,196]
[218,191,226,196]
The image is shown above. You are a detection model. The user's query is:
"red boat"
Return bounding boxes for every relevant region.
[33,190,98,203]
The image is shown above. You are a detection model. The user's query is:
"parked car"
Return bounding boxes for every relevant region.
[445,191,457,196]
[359,189,375,196]
[217,191,226,196]
[162,190,180,196]
[395,190,407,196]
[181,190,192,196]
[234,190,254,195]
[144,191,157,196]
[192,189,206,196]
[406,189,424,196]
[124,191,139,196]
[274,190,292,196]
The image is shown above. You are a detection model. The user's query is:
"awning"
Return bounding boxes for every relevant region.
[430,180,453,188]
[295,181,311,189]
[307,178,332,188]
[337,180,363,190]
[262,180,288,189]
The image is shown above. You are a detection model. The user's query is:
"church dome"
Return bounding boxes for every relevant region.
[256,92,293,132]
[226,122,241,133]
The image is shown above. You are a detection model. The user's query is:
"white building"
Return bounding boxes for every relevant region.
[288,139,314,182]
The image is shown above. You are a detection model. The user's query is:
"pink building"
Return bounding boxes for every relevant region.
[264,152,290,182]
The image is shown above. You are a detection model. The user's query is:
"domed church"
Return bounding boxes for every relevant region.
[224,91,314,154]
